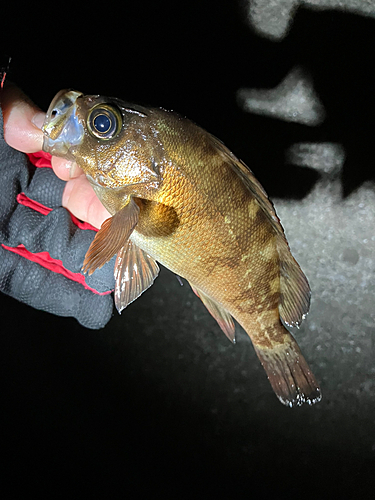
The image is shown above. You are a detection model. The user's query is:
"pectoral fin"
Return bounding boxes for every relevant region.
[114,240,159,312]
[82,197,140,275]
[190,284,236,343]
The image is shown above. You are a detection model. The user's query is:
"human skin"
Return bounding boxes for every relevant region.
[1,84,110,230]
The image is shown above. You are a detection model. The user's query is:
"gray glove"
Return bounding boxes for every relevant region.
[0,110,116,328]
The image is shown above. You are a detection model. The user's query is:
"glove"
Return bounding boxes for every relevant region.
[0,110,116,329]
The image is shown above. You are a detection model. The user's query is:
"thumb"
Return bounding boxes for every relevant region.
[1,83,45,153]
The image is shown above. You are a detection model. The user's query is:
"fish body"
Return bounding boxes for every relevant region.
[42,90,321,406]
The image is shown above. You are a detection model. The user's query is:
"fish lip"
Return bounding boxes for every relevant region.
[42,89,84,158]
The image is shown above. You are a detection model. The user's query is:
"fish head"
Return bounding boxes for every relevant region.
[42,90,162,191]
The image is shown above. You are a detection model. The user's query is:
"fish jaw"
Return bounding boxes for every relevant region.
[42,89,84,159]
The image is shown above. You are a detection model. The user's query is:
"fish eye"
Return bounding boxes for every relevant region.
[88,104,122,139]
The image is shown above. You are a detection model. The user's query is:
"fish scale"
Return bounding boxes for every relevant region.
[42,90,321,406]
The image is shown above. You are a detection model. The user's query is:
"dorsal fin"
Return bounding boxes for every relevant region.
[210,134,283,236]
[209,134,311,327]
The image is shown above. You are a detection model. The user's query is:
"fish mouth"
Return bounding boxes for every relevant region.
[42,89,84,158]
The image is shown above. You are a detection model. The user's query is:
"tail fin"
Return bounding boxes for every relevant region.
[254,336,321,407]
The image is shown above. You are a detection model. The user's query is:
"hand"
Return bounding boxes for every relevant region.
[0,83,115,329]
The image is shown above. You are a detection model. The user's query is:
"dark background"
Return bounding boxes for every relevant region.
[2,2,375,498]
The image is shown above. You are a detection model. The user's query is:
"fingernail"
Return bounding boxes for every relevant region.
[31,112,46,129]
[69,161,82,178]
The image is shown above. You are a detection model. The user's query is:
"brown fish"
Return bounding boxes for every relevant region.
[42,90,321,406]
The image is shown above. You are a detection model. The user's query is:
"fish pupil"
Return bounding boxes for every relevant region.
[94,114,111,133]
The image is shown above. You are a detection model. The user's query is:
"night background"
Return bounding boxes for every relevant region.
[1,1,375,497]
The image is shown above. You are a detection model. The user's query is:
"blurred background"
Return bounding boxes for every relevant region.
[1,1,375,497]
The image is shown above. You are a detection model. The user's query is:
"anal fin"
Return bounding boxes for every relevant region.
[114,239,159,313]
[190,284,236,343]
[254,335,321,407]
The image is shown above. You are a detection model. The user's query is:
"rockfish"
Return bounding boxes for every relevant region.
[42,90,321,406]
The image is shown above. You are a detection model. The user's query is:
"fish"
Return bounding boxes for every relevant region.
[42,89,322,407]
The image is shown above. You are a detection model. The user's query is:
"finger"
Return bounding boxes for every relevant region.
[1,83,45,153]
[51,156,83,181]
[63,175,111,229]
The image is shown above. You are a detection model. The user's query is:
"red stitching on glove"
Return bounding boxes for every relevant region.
[27,150,53,168]
[17,192,51,216]
[2,244,111,295]
[16,192,98,232]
